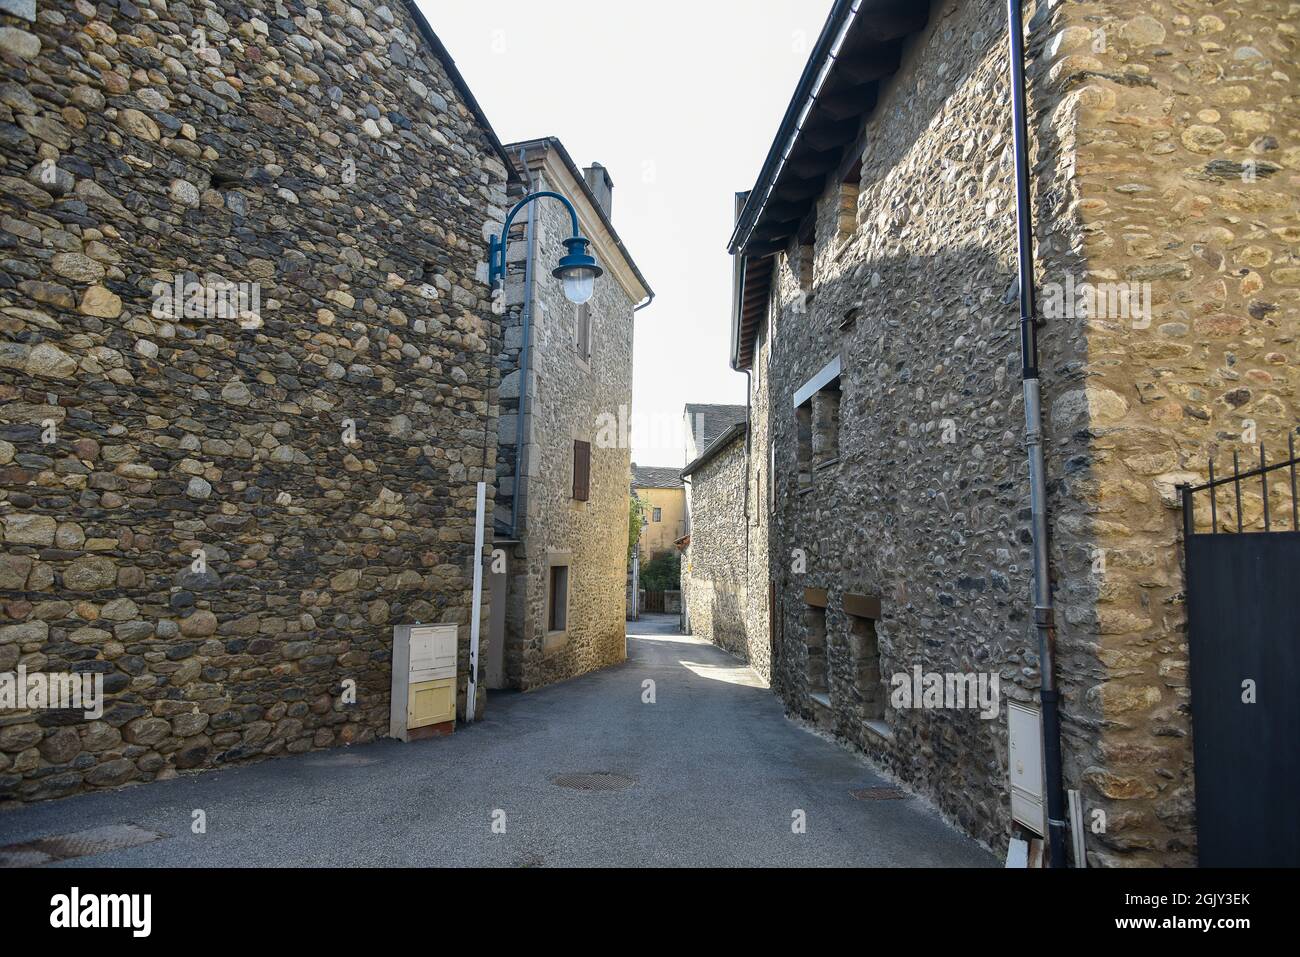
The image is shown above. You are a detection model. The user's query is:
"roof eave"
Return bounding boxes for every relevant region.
[681,422,748,478]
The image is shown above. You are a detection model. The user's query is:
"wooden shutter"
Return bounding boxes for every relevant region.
[572,440,590,501]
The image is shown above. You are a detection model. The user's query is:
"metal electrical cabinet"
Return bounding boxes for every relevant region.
[390,623,458,741]
[1008,701,1046,836]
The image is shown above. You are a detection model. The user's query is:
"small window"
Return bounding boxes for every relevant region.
[572,440,590,501]
[837,167,861,242]
[849,613,883,721]
[812,379,841,468]
[548,565,569,632]
[806,605,828,701]
[652,507,662,523]
[575,303,591,361]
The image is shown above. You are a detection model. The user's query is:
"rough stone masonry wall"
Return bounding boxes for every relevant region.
[744,327,772,684]
[684,435,758,670]
[764,0,1095,858]
[1041,0,1300,864]
[501,161,633,691]
[0,0,506,803]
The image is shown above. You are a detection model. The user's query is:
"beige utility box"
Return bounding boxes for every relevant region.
[1008,701,1046,836]
[390,623,458,741]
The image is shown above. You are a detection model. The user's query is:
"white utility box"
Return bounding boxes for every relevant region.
[1008,701,1046,835]
[390,623,458,741]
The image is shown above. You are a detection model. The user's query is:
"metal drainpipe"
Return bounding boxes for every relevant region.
[508,167,538,540]
[742,369,753,573]
[1007,0,1068,867]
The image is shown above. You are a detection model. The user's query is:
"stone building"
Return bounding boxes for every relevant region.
[0,0,516,802]
[680,418,772,681]
[683,402,746,464]
[679,402,762,660]
[630,464,684,565]
[484,137,651,692]
[724,0,1297,865]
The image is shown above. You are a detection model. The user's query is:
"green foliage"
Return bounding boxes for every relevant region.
[628,496,644,563]
[641,551,681,591]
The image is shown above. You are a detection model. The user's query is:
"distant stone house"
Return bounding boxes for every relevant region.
[630,464,684,565]
[680,419,771,681]
[0,0,516,801]
[484,137,652,692]
[723,0,1297,865]
[680,404,746,550]
[683,403,747,464]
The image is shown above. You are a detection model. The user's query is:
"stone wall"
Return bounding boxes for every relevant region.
[0,0,507,802]
[760,0,1091,859]
[744,326,773,683]
[754,0,1298,865]
[683,431,768,674]
[494,145,636,691]
[1041,0,1299,865]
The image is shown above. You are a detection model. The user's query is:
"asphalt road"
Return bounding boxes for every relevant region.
[0,614,994,867]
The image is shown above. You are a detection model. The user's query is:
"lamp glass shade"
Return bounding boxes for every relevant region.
[561,267,597,305]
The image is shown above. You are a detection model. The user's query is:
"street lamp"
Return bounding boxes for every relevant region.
[488,190,603,305]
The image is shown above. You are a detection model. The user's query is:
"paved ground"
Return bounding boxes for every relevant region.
[0,615,994,867]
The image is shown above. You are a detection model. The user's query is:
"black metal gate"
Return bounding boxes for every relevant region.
[1181,438,1300,867]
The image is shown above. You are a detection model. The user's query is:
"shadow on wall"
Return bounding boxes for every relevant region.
[768,223,1097,858]
[700,582,753,664]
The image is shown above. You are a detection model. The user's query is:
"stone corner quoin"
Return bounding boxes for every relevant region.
[0,0,511,801]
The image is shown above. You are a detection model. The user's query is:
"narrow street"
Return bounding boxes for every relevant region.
[0,615,992,867]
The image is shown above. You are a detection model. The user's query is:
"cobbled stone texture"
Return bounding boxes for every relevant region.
[682,430,771,681]
[0,0,508,803]
[733,0,1298,867]
[493,142,642,691]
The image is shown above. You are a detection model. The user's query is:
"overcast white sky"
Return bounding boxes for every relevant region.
[423,0,835,466]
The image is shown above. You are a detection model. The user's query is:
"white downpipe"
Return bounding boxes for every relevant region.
[465,481,487,724]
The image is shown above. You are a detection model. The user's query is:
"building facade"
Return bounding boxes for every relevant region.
[485,138,651,692]
[683,403,747,464]
[680,422,773,681]
[679,402,765,668]
[630,465,684,565]
[0,0,513,802]
[724,0,1298,865]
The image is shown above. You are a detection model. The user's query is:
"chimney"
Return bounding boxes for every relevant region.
[583,163,614,220]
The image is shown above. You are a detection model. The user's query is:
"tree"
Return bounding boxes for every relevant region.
[641,551,681,591]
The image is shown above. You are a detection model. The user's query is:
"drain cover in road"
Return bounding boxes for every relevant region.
[0,823,166,868]
[550,772,636,792]
[851,786,908,800]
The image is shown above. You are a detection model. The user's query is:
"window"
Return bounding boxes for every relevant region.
[837,168,861,242]
[572,439,590,501]
[652,507,662,522]
[806,604,828,704]
[794,356,842,485]
[575,303,591,362]
[547,564,569,632]
[850,613,884,721]
[812,380,841,467]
